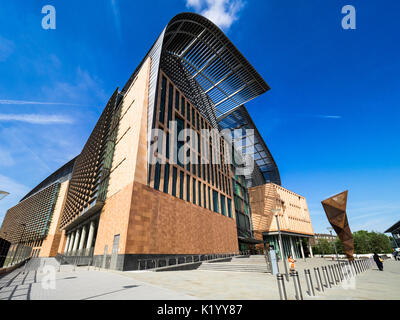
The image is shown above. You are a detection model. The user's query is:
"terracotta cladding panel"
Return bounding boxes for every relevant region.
[249,183,314,236]
[124,181,238,254]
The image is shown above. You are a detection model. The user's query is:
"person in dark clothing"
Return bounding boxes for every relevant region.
[373,253,383,271]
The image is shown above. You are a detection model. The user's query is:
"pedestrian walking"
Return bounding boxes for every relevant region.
[373,253,383,271]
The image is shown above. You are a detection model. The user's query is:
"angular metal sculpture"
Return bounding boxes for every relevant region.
[321,191,354,261]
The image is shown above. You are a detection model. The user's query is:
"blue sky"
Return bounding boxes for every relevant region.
[0,0,399,234]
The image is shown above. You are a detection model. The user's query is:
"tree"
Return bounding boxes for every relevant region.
[312,239,334,255]
[312,230,393,255]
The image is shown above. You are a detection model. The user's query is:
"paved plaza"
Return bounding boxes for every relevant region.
[0,257,399,300]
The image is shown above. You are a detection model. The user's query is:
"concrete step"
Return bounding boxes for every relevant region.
[198,262,270,273]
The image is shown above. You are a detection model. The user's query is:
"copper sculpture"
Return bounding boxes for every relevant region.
[321,191,354,261]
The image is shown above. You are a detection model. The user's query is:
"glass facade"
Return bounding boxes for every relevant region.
[149,71,233,218]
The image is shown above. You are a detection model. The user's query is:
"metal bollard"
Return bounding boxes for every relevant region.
[334,264,340,284]
[305,269,315,296]
[291,271,303,300]
[314,267,324,292]
[337,263,344,280]
[351,261,357,276]
[353,260,358,274]
[333,264,340,283]
[322,266,331,288]
[328,265,335,285]
[277,273,287,300]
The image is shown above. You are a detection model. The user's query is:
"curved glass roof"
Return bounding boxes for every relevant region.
[162,13,270,118]
[218,105,281,186]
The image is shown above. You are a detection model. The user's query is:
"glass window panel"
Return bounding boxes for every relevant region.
[163,163,170,193]
[172,167,177,197]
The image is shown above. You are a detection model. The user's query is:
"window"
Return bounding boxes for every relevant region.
[208,186,211,211]
[176,117,184,168]
[192,109,196,127]
[198,156,201,178]
[203,184,207,209]
[181,97,185,116]
[154,162,161,190]
[166,132,170,160]
[172,167,177,197]
[213,190,219,213]
[186,174,191,202]
[198,181,202,207]
[159,76,166,123]
[221,194,226,216]
[227,199,232,218]
[179,171,184,200]
[167,84,173,128]
[193,178,196,205]
[175,90,180,112]
[163,163,170,193]
[186,102,190,122]
[196,113,200,131]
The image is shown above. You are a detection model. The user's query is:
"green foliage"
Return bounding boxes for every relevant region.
[312,230,393,255]
[353,230,392,254]
[312,239,334,255]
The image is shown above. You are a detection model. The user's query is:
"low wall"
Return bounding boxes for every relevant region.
[0,258,30,276]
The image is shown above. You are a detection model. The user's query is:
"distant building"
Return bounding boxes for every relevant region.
[0,158,76,264]
[385,221,400,249]
[309,233,337,246]
[249,183,314,259]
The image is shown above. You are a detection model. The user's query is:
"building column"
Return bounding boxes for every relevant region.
[308,238,314,258]
[64,234,71,254]
[290,236,296,258]
[72,229,81,254]
[299,237,305,260]
[78,226,87,253]
[86,221,96,250]
[67,232,75,254]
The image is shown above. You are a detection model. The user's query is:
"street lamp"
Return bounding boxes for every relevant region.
[327,227,339,261]
[0,191,9,201]
[272,198,289,281]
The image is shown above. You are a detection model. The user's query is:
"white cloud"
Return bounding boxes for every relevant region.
[0,100,82,106]
[110,0,122,40]
[0,36,15,62]
[186,0,245,30]
[316,115,342,119]
[0,149,15,167]
[0,114,74,124]
[41,67,107,105]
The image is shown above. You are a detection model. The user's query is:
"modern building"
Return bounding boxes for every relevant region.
[1,13,314,271]
[55,12,283,271]
[385,221,400,249]
[249,183,314,259]
[0,158,76,265]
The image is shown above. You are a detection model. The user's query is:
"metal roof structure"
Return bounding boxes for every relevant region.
[385,220,400,233]
[218,105,281,186]
[120,13,277,184]
[162,13,270,118]
[122,12,270,121]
